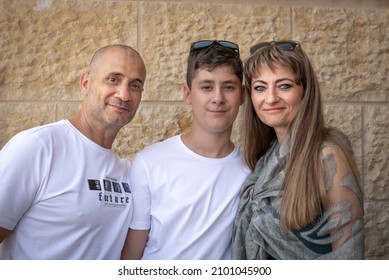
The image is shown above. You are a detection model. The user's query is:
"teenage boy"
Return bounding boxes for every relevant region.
[121,40,249,259]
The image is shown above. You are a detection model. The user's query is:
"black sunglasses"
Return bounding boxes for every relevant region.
[190,40,240,54]
[250,40,300,55]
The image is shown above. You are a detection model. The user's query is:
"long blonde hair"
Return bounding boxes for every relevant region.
[243,43,362,230]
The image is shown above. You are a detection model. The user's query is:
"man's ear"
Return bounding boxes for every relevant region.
[183,84,191,105]
[80,72,90,97]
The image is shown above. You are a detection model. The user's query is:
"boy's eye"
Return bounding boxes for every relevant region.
[201,85,212,91]
[224,85,235,91]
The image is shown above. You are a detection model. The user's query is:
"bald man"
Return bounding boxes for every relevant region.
[0,45,146,259]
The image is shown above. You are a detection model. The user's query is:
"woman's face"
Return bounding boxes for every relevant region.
[250,62,303,142]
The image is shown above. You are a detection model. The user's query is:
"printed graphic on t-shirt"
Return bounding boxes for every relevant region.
[122,182,131,193]
[88,179,102,190]
[88,178,131,208]
[112,182,122,193]
[103,179,112,191]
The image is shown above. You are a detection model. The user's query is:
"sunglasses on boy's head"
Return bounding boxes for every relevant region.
[250,40,300,55]
[190,40,240,55]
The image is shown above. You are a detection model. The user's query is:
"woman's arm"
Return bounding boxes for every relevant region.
[322,145,364,252]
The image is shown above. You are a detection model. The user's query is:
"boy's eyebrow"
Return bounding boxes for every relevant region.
[198,79,240,84]
[223,80,240,84]
[198,79,215,84]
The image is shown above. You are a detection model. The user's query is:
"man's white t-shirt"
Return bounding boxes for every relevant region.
[130,135,250,259]
[0,120,133,259]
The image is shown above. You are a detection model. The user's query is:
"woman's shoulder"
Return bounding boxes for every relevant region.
[319,129,363,200]
[320,128,354,158]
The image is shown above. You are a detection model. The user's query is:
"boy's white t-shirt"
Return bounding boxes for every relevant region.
[130,135,250,259]
[0,120,133,259]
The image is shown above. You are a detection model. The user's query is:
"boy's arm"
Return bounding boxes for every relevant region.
[121,228,149,259]
[0,227,11,243]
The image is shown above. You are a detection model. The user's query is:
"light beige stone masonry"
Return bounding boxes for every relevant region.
[1,0,388,259]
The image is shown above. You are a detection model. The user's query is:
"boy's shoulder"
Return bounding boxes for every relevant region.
[138,135,181,154]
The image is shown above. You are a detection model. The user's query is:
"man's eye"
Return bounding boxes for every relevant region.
[108,77,118,84]
[130,82,143,92]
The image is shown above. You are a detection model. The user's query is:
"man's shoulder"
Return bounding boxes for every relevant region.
[25,120,69,135]
[5,120,68,145]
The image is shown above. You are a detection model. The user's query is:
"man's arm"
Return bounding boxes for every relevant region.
[0,227,11,243]
[121,228,149,259]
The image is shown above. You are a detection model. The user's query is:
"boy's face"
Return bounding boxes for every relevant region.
[184,65,243,135]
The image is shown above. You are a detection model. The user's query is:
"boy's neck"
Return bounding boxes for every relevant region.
[181,130,234,158]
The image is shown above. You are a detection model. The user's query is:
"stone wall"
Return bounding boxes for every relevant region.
[1,0,388,259]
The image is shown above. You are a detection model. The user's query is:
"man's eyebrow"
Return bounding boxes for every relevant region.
[107,72,124,77]
[107,72,144,85]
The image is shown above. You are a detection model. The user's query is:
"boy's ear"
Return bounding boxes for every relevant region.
[183,84,192,105]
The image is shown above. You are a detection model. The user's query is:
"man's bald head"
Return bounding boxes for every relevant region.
[89,44,144,71]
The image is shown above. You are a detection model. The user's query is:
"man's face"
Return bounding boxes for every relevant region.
[184,65,243,135]
[81,47,146,130]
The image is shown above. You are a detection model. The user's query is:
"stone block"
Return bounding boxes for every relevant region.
[0,0,138,101]
[293,7,389,102]
[363,105,389,200]
[364,201,389,259]
[0,103,56,147]
[323,104,363,170]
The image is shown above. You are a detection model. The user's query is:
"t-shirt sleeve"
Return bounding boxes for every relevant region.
[128,153,151,230]
[0,131,48,230]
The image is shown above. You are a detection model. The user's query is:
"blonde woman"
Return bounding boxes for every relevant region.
[233,40,364,259]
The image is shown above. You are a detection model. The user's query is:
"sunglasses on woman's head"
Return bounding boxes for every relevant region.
[190,40,240,55]
[250,40,300,55]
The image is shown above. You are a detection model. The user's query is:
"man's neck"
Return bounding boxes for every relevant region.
[68,112,117,149]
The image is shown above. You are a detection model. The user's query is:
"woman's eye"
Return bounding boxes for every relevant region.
[279,84,292,90]
[254,85,266,92]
